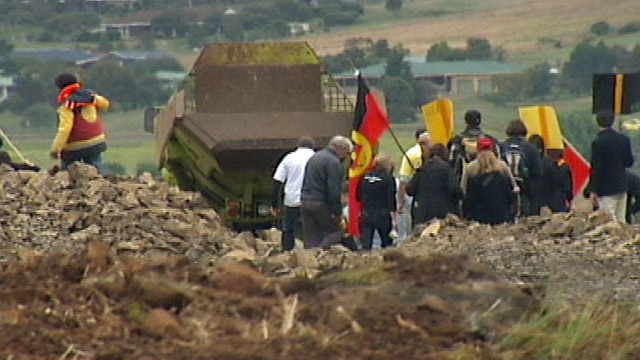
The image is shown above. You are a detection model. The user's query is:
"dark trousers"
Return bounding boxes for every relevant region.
[360,209,393,250]
[281,206,302,251]
[300,201,342,249]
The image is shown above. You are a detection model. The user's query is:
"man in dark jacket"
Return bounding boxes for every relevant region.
[406,144,462,227]
[625,170,640,224]
[448,110,499,184]
[300,135,353,249]
[588,111,634,222]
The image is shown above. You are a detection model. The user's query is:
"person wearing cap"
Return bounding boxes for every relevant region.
[50,72,110,172]
[406,143,462,227]
[460,136,516,195]
[462,137,517,224]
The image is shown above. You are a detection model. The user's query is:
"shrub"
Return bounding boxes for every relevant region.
[590,21,612,36]
[618,21,640,34]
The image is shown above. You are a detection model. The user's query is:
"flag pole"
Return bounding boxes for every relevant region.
[387,125,415,171]
[347,59,414,171]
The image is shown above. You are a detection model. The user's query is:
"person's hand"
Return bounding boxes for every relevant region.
[269,207,279,216]
[590,193,599,210]
[49,150,60,159]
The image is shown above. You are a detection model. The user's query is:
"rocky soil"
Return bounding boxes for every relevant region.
[0,163,637,359]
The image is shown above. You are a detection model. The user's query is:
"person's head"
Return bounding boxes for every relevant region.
[328,135,353,160]
[297,136,315,149]
[477,150,502,174]
[417,132,431,159]
[414,127,427,140]
[428,143,448,160]
[417,132,431,149]
[54,73,79,90]
[476,136,495,153]
[505,119,528,137]
[528,134,545,154]
[596,110,615,128]
[464,110,482,126]
[374,152,394,173]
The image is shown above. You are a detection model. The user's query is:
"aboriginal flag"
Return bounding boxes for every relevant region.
[348,74,390,237]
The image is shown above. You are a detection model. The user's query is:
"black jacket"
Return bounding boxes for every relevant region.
[406,157,462,225]
[626,170,640,223]
[499,136,542,185]
[301,147,345,216]
[360,167,396,215]
[590,128,634,196]
[463,171,515,225]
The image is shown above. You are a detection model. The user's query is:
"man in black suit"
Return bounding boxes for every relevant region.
[588,111,634,222]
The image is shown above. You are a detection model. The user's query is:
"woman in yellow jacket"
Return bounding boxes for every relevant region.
[51,73,109,172]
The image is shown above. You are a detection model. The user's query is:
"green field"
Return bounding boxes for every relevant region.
[2,110,156,175]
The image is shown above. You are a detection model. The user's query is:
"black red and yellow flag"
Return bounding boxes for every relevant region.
[348,73,390,237]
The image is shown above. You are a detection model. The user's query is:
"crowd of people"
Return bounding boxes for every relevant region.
[272,109,639,252]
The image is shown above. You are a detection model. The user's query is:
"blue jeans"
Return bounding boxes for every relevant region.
[62,152,104,173]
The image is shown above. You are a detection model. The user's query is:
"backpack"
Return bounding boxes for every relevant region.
[461,136,480,162]
[502,142,529,179]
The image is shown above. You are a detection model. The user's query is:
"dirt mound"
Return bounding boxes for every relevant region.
[0,245,536,359]
[0,164,638,358]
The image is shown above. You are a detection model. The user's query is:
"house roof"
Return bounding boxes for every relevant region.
[11,48,98,64]
[334,60,526,78]
[107,50,173,60]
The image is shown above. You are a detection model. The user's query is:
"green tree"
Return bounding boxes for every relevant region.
[561,40,616,94]
[426,41,464,61]
[221,16,244,41]
[465,37,492,60]
[151,8,192,37]
[523,62,553,99]
[559,110,598,159]
[273,0,312,21]
[263,19,290,39]
[380,76,416,123]
[385,0,403,11]
[590,21,612,36]
[384,46,411,80]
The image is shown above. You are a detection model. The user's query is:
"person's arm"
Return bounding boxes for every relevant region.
[94,94,109,111]
[405,172,419,197]
[326,161,345,216]
[270,180,283,215]
[50,107,73,156]
[624,136,634,168]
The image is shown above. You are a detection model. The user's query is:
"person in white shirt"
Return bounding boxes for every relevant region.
[271,136,316,250]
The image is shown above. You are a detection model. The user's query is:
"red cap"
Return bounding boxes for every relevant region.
[477,137,494,151]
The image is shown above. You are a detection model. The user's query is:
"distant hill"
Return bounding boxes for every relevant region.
[298,0,640,63]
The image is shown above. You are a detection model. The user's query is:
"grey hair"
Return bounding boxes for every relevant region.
[328,135,354,153]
